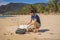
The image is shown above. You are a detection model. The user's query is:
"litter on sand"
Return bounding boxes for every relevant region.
[16,25,29,34]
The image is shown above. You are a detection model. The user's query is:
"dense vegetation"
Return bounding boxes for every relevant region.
[0,0,60,15]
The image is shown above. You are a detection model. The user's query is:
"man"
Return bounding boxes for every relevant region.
[27,10,41,32]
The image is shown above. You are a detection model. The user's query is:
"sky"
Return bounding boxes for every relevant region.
[0,0,49,6]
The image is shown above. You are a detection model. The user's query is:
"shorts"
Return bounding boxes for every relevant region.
[36,22,41,28]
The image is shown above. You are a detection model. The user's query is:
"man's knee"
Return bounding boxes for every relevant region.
[32,21,36,25]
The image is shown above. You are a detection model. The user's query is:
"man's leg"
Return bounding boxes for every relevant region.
[32,21,37,32]
[33,22,41,32]
[28,21,40,32]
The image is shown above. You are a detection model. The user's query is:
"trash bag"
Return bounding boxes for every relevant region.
[15,25,28,34]
[16,28,27,34]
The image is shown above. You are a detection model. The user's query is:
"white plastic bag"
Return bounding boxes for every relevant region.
[18,25,29,29]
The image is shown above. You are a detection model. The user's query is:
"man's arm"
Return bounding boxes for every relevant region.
[27,19,32,25]
[27,19,37,26]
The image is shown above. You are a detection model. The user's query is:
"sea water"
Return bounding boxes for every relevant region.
[0,15,14,18]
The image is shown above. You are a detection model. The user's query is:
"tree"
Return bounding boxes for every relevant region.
[49,0,59,12]
[35,4,44,13]
[18,5,32,15]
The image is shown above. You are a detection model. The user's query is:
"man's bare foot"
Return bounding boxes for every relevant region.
[33,29,37,33]
[33,29,39,33]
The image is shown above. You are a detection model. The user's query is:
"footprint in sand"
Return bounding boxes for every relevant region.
[3,33,8,35]
[7,39,10,40]
[10,33,13,35]
[38,33,42,35]
[3,32,14,36]
[49,33,54,35]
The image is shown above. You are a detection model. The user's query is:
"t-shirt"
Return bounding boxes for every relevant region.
[31,14,41,24]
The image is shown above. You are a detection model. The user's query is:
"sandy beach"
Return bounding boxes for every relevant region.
[0,14,60,40]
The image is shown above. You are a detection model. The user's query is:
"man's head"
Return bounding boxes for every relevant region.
[29,10,35,16]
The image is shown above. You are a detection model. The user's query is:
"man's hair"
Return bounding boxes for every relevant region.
[30,10,35,13]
